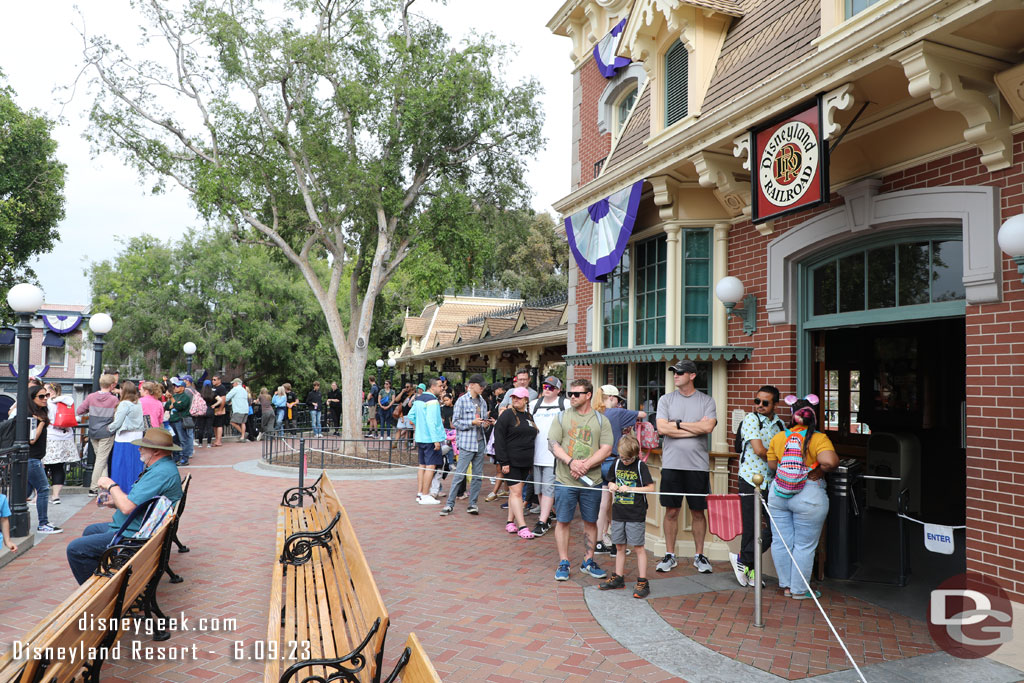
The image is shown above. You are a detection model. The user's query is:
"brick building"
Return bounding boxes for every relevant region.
[548,0,1024,606]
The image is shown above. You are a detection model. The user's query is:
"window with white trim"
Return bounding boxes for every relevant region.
[615,86,638,135]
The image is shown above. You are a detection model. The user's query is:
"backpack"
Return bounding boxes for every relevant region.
[556,409,605,431]
[188,388,208,417]
[530,396,566,414]
[635,420,659,451]
[735,413,784,457]
[53,401,78,429]
[773,429,815,498]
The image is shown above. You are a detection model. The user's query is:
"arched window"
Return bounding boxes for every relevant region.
[615,86,638,134]
[664,39,689,126]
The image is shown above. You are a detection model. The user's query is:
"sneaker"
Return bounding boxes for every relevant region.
[729,553,748,587]
[439,506,453,516]
[37,524,63,534]
[532,520,551,537]
[466,506,479,515]
[517,526,535,539]
[505,522,518,534]
[418,495,440,505]
[599,574,625,590]
[633,579,651,599]
[497,490,510,498]
[655,553,678,573]
[484,492,498,503]
[580,558,607,579]
[744,567,766,588]
[88,489,99,497]
[694,554,713,574]
[792,589,822,600]
[594,540,612,555]
[608,545,632,557]
[526,503,541,515]
[51,498,61,505]
[500,502,509,510]
[555,560,571,581]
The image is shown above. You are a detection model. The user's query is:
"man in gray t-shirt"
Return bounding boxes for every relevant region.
[653,360,717,575]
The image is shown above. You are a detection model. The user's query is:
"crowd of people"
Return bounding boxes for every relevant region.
[397,361,838,601]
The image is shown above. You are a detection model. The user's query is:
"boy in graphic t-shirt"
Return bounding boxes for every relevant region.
[599,434,655,598]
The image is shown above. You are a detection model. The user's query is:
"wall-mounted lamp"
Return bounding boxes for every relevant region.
[997,213,1024,284]
[715,276,757,336]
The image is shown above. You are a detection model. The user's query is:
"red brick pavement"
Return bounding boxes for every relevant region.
[0,441,943,682]
[650,588,937,680]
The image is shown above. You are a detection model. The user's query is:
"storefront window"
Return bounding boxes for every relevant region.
[602,252,630,348]
[682,229,711,343]
[810,237,963,318]
[634,236,667,346]
[636,362,664,415]
[604,364,628,398]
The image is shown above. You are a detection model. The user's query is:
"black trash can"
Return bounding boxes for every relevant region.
[826,458,864,579]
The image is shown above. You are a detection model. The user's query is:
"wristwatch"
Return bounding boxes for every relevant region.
[675,420,682,430]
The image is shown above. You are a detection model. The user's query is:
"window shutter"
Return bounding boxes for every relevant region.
[665,40,689,126]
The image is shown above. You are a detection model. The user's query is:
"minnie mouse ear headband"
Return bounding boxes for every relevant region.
[783,394,819,406]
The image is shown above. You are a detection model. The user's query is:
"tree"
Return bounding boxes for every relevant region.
[83,0,542,438]
[90,231,336,389]
[0,73,66,318]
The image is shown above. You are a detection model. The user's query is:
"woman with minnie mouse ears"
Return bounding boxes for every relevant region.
[765,394,839,600]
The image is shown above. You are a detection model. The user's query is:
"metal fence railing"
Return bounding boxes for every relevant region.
[261,430,419,471]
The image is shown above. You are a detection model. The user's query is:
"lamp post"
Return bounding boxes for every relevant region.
[183,341,197,375]
[88,313,113,392]
[6,283,44,538]
[998,214,1024,284]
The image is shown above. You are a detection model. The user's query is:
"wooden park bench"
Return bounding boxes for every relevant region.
[266,474,440,683]
[0,505,178,683]
[164,473,193,584]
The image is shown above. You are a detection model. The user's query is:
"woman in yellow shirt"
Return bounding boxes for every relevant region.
[766,397,839,599]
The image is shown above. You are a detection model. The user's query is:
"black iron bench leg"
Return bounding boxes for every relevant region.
[142,576,172,641]
[166,562,184,584]
[83,568,133,682]
[173,532,190,553]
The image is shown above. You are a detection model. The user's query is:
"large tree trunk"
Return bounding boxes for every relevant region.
[339,341,368,441]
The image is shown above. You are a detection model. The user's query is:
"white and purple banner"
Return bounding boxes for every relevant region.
[42,314,83,334]
[594,17,630,79]
[564,179,643,283]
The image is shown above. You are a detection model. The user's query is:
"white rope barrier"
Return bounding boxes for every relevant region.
[896,513,966,529]
[760,497,868,683]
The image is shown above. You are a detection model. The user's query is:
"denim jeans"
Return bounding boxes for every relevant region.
[170,422,195,464]
[310,410,322,436]
[66,522,117,584]
[446,448,485,508]
[276,408,286,433]
[767,478,828,591]
[26,458,50,527]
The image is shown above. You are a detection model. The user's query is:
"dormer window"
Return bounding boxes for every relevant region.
[615,86,638,134]
[845,0,881,17]
[665,39,689,126]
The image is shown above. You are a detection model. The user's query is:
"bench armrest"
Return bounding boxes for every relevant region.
[279,511,341,566]
[278,616,381,683]
[280,473,324,508]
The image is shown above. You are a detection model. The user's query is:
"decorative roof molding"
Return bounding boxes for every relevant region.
[565,345,752,365]
[893,41,1013,173]
[649,174,680,221]
[691,150,749,219]
[550,0,632,66]
[822,83,857,141]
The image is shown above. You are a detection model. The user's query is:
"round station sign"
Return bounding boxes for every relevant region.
[751,98,828,223]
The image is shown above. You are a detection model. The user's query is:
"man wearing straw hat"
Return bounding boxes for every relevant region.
[66,428,184,584]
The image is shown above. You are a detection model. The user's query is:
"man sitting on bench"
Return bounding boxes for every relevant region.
[67,428,184,584]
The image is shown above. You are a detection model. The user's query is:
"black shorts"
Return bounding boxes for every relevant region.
[660,468,710,510]
[213,413,229,428]
[504,465,532,484]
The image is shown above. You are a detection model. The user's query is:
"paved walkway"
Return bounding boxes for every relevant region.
[1,441,1021,682]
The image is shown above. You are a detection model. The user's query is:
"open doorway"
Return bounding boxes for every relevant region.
[811,317,966,618]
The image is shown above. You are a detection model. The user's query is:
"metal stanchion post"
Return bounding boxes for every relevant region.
[752,473,765,628]
[299,437,305,491]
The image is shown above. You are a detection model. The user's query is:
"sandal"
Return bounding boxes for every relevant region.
[505,522,518,534]
[517,526,535,539]
[792,590,822,600]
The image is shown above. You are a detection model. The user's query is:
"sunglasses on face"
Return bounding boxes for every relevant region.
[753,398,773,407]
[566,391,589,398]
[542,384,557,391]
[671,370,694,376]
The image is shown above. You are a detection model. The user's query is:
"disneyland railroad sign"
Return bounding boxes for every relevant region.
[751,96,829,223]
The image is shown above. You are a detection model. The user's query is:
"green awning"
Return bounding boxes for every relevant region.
[564,345,753,366]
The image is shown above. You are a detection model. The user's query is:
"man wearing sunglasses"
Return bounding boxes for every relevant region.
[548,379,613,581]
[655,360,717,574]
[730,386,784,587]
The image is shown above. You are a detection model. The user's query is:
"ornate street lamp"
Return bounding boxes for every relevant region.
[6,282,44,537]
[183,341,197,374]
[88,313,113,392]
[715,276,758,336]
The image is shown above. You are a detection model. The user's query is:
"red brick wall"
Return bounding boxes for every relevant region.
[572,263,594,382]
[723,133,1024,599]
[577,59,613,190]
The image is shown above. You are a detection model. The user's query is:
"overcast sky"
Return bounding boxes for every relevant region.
[0,1,571,307]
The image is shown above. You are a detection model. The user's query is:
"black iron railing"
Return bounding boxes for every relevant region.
[261,430,419,471]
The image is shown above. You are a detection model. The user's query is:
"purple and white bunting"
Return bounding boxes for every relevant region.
[8,363,50,378]
[564,179,644,283]
[42,314,83,334]
[594,18,631,79]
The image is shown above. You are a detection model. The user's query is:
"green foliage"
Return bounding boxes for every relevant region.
[89,231,337,388]
[0,74,67,320]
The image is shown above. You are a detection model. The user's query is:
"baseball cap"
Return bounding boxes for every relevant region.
[542,376,562,390]
[439,375,447,382]
[600,384,621,398]
[468,373,486,386]
[509,387,531,399]
[417,383,426,390]
[182,374,194,383]
[669,360,698,374]
[169,377,184,387]
[203,379,212,387]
